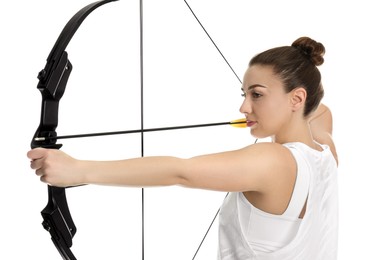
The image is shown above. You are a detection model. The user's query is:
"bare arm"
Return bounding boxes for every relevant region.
[28,143,295,192]
[309,103,338,164]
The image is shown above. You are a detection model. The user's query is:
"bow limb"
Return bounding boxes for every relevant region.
[31,1,118,259]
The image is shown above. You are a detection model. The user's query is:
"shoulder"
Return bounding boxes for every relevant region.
[238,142,297,192]
[309,103,333,133]
[309,104,338,164]
[183,142,296,192]
[242,142,294,159]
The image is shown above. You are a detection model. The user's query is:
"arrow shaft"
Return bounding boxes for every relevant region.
[34,120,245,141]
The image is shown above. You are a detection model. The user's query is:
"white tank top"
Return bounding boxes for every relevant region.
[218,142,338,260]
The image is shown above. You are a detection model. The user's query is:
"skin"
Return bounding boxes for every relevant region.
[27,64,338,217]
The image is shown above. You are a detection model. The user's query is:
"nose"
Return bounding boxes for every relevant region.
[239,97,253,115]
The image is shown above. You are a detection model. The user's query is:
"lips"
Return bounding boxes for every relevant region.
[247,120,257,127]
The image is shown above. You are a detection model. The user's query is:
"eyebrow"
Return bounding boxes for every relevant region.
[241,84,267,92]
[247,84,267,90]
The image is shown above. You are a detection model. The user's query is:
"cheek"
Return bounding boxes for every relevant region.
[259,100,285,119]
[257,99,289,127]
[268,95,291,116]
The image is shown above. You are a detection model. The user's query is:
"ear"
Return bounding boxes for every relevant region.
[290,87,307,112]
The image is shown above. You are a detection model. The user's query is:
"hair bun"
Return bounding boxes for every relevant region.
[292,37,325,66]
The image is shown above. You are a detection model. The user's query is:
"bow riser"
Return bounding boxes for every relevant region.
[32,54,76,258]
[32,52,71,149]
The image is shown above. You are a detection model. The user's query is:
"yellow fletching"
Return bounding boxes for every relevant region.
[230,118,247,128]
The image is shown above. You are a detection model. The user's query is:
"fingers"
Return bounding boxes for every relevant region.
[28,148,47,171]
[28,148,54,185]
[39,174,48,184]
[30,157,42,171]
[28,148,52,182]
[27,147,48,160]
[35,168,44,177]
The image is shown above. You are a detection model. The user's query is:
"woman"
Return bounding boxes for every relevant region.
[28,37,338,259]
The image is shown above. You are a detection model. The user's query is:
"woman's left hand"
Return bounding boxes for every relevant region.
[27,148,83,187]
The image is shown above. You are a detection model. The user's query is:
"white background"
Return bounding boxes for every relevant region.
[1,0,371,259]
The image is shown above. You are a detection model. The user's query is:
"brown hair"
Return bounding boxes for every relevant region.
[249,37,325,117]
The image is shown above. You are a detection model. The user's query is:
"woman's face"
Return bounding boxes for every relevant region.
[240,65,294,139]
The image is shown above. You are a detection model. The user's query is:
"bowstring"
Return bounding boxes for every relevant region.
[183,0,242,85]
[139,1,255,259]
[141,1,243,258]
[182,1,258,259]
[139,0,145,259]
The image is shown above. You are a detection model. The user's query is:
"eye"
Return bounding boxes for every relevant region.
[252,91,262,99]
[240,88,246,98]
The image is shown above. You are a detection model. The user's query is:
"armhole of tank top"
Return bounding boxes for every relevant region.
[282,146,310,218]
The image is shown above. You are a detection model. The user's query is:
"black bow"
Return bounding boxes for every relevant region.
[30,1,118,259]
[31,1,248,259]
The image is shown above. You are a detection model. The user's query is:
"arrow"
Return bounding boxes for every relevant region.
[34,119,247,141]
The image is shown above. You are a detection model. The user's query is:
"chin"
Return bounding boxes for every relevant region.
[250,129,270,140]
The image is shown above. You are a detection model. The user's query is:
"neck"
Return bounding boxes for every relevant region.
[271,118,316,148]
